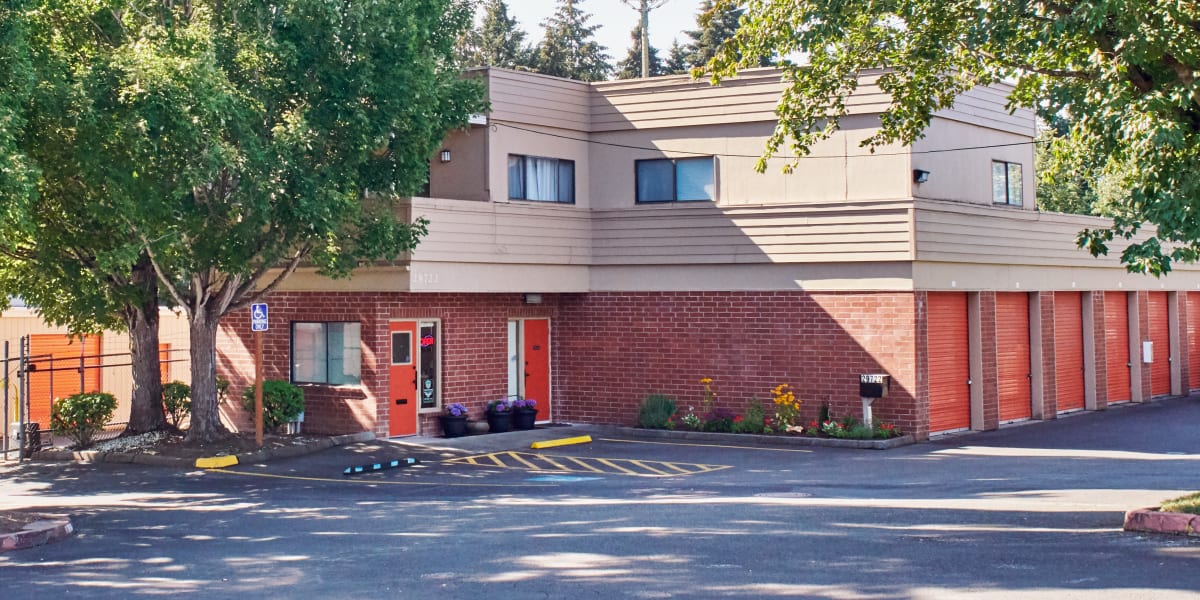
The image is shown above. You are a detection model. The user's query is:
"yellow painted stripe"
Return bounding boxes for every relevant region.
[594,458,640,476]
[627,459,674,476]
[535,454,572,472]
[531,435,592,449]
[207,469,553,488]
[507,452,541,470]
[660,462,694,474]
[195,455,239,469]
[565,456,606,473]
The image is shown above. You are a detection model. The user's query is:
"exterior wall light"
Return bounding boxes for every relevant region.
[439,150,451,163]
[523,293,543,305]
[913,169,931,184]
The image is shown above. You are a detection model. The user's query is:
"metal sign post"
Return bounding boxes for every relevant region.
[250,303,268,448]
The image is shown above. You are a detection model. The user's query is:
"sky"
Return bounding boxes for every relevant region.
[502,0,706,61]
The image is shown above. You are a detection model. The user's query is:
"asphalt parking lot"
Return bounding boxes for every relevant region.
[2,396,1199,599]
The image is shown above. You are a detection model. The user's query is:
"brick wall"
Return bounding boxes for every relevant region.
[555,291,922,437]
[219,292,557,436]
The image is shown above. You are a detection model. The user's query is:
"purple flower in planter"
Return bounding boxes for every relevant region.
[512,398,538,410]
[486,398,512,413]
[445,403,469,417]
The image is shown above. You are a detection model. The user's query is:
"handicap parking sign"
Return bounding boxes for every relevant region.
[251,303,269,332]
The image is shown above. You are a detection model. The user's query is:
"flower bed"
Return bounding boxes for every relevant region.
[637,378,907,443]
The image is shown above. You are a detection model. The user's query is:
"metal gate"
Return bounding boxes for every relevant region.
[2,335,184,461]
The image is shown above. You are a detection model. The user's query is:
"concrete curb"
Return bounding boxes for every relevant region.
[1124,508,1200,537]
[597,426,915,450]
[31,431,376,469]
[0,518,74,552]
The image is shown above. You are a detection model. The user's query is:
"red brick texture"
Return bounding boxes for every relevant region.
[978,292,1000,430]
[554,291,923,438]
[1092,291,1110,410]
[219,292,557,437]
[219,290,925,438]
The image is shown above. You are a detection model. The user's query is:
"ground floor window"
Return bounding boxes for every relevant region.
[292,322,362,385]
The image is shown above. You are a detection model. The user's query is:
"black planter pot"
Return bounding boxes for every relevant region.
[486,411,512,433]
[439,415,468,438]
[512,408,538,430]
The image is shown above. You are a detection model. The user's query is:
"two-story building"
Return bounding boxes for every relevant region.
[215,67,1200,441]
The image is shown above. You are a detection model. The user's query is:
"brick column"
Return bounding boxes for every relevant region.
[1135,291,1150,402]
[978,291,1000,430]
[1030,291,1057,419]
[1090,291,1109,410]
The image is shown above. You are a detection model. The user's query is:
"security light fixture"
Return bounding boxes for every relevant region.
[439,150,451,163]
[523,293,543,305]
[912,169,931,184]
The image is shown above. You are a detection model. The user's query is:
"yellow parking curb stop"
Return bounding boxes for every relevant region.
[195,455,239,469]
[531,435,592,449]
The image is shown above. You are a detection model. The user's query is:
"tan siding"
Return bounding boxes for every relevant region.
[592,200,914,265]
[410,198,591,265]
[914,199,1140,267]
[487,70,591,131]
[933,83,1036,136]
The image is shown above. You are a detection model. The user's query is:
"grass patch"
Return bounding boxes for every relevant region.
[1160,492,1200,515]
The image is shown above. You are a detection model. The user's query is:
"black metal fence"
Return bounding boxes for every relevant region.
[2,336,187,461]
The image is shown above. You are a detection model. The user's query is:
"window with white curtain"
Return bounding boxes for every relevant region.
[636,157,715,203]
[508,155,575,203]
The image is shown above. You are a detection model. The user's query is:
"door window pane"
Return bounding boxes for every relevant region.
[418,322,438,409]
[391,331,412,365]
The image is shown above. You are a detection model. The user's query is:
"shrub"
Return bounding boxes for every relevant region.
[241,380,305,431]
[51,392,117,449]
[733,400,767,434]
[702,407,737,433]
[162,381,191,428]
[637,394,677,429]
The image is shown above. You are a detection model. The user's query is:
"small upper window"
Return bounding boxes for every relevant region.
[292,322,362,385]
[508,155,575,203]
[636,157,715,203]
[992,161,1023,206]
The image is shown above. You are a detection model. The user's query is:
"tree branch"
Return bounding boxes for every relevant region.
[136,231,192,319]
[225,245,312,314]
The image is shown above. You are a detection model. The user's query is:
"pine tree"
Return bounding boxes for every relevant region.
[686,0,773,69]
[664,38,690,75]
[534,0,612,81]
[456,0,531,69]
[616,22,664,79]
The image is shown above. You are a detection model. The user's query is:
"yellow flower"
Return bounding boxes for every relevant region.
[700,377,713,384]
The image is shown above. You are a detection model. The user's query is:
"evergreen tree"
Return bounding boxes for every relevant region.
[664,38,691,75]
[616,22,664,79]
[686,0,772,69]
[534,0,612,81]
[458,0,531,69]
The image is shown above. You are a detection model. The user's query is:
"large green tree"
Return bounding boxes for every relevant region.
[707,0,1200,274]
[2,0,483,443]
[457,0,532,70]
[534,0,611,82]
[616,22,665,79]
[0,0,169,435]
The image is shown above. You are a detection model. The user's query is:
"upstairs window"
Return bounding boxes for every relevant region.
[292,322,362,385]
[508,155,575,203]
[636,157,715,203]
[992,161,1023,206]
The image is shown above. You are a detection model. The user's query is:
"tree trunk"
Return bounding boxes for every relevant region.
[121,259,167,435]
[184,309,230,444]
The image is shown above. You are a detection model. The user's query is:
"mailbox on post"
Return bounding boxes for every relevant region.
[859,374,891,425]
[859,374,890,398]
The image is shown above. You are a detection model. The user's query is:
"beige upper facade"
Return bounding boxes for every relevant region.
[278,67,1200,294]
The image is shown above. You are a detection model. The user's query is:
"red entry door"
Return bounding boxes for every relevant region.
[523,319,551,421]
[388,321,418,436]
